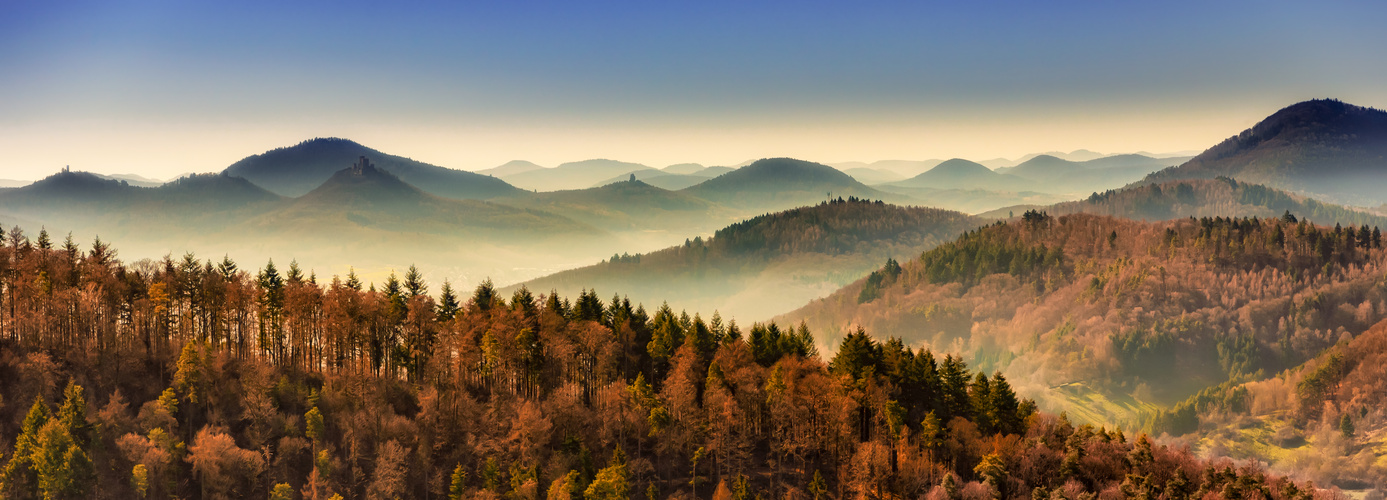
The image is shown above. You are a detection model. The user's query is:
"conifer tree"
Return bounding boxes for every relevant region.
[436,281,460,322]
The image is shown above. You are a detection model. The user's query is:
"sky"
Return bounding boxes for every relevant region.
[2,0,1386,180]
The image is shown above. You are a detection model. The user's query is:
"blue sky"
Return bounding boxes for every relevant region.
[2,0,1385,178]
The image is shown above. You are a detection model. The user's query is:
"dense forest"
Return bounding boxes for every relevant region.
[782,211,1387,432]
[1145,317,1387,487]
[0,224,1344,499]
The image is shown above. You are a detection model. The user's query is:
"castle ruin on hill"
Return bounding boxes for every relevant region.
[351,156,375,175]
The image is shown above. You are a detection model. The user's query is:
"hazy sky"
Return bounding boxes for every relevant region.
[2,0,1385,180]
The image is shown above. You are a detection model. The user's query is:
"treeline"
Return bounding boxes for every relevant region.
[1057,178,1387,229]
[0,224,1339,499]
[709,198,974,258]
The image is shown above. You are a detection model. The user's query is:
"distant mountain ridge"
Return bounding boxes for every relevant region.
[500,158,654,192]
[1143,99,1387,205]
[885,158,1031,191]
[995,153,1188,195]
[224,137,522,199]
[509,198,979,321]
[681,157,899,210]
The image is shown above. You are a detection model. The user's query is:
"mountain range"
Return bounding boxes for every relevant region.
[223,137,522,199]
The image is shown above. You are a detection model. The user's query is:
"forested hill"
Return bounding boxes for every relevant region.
[0,230,1336,499]
[984,178,1387,229]
[1141,99,1387,205]
[510,198,980,321]
[681,158,901,210]
[0,170,284,230]
[1140,317,1387,487]
[780,212,1387,432]
[223,137,523,199]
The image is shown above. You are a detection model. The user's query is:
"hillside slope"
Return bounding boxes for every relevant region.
[510,198,979,321]
[1143,99,1387,205]
[779,212,1387,428]
[983,178,1387,229]
[1153,319,1387,488]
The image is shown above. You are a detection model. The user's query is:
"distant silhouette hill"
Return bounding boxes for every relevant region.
[223,138,522,199]
[509,198,979,321]
[995,153,1188,195]
[496,178,733,233]
[500,159,654,192]
[589,170,714,191]
[831,159,944,178]
[681,157,900,210]
[249,157,592,240]
[841,167,905,185]
[885,158,1030,191]
[474,160,546,177]
[1143,99,1387,205]
[0,170,281,214]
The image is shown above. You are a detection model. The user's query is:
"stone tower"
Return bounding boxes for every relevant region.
[351,156,374,175]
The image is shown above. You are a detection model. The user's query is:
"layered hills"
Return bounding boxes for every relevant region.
[681,157,900,210]
[1144,99,1387,205]
[779,212,1387,430]
[984,178,1387,229]
[1145,318,1387,487]
[510,198,978,321]
[500,158,654,192]
[223,137,521,199]
[886,158,1031,191]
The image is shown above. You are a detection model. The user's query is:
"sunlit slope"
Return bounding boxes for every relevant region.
[779,212,1387,427]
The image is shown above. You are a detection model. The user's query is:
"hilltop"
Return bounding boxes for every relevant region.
[1143,99,1387,205]
[246,157,594,241]
[223,137,522,199]
[510,198,979,321]
[886,158,1030,191]
[681,157,900,211]
[998,154,1186,195]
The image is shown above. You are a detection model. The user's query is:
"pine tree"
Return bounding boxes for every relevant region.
[0,396,51,499]
[55,382,90,447]
[436,281,460,322]
[829,327,880,379]
[404,265,426,298]
[344,267,362,291]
